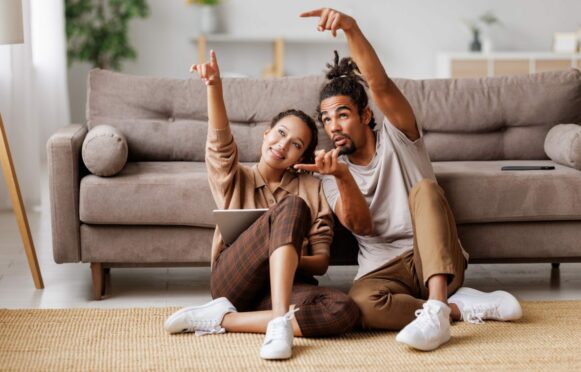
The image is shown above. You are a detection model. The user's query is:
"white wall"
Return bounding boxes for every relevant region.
[68,0,581,123]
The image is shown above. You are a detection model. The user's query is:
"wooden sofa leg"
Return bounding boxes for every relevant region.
[91,263,105,300]
[551,263,560,269]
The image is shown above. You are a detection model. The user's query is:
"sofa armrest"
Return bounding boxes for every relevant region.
[47,124,88,263]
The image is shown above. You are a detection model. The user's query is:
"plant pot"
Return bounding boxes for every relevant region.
[200,5,220,34]
[482,36,493,53]
[481,25,494,53]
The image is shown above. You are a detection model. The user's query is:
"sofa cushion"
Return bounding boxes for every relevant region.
[408,69,581,161]
[82,125,128,176]
[80,225,214,263]
[544,124,581,170]
[80,159,581,228]
[79,162,220,226]
[434,160,581,223]
[87,69,337,162]
[87,69,581,163]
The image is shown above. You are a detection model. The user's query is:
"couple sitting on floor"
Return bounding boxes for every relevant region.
[164,8,523,360]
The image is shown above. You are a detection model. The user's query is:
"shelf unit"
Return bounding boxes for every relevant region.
[192,34,346,78]
[437,52,581,78]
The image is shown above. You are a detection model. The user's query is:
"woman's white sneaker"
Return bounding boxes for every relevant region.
[395,300,451,351]
[164,297,237,335]
[449,287,523,324]
[260,308,299,360]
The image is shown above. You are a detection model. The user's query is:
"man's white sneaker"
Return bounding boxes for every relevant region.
[260,308,299,360]
[395,300,451,351]
[448,287,522,324]
[164,297,237,336]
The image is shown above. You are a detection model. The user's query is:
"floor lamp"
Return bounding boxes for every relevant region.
[0,0,44,289]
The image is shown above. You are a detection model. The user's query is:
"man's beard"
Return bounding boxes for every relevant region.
[333,133,356,155]
[337,142,356,155]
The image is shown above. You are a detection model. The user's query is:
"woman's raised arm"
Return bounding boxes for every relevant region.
[190,49,229,130]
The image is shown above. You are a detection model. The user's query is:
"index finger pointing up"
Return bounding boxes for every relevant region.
[209,49,218,69]
[299,8,324,18]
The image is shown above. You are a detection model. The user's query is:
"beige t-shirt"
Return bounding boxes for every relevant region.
[206,126,334,266]
[322,117,438,280]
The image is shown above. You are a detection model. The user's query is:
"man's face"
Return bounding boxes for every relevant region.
[319,95,367,155]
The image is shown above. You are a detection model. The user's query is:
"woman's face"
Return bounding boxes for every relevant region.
[261,115,312,171]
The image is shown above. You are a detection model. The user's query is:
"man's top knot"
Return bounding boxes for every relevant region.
[324,50,366,86]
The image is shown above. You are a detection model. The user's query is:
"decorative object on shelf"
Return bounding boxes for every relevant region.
[469,28,482,52]
[65,0,150,70]
[188,0,221,34]
[479,11,501,53]
[552,32,578,53]
[0,0,44,289]
[463,11,501,53]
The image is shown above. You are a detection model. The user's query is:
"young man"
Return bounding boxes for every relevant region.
[296,8,522,351]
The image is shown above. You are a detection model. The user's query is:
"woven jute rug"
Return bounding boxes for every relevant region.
[0,301,579,371]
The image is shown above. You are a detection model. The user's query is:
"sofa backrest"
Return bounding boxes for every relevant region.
[87,68,581,162]
[408,69,581,161]
[86,70,335,162]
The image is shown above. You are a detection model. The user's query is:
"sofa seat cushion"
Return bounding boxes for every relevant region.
[434,160,581,223]
[80,161,232,226]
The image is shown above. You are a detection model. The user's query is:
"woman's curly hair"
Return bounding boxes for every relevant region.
[317,50,376,130]
[270,109,318,171]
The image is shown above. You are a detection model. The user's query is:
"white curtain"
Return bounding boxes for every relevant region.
[0,0,70,210]
[31,0,70,163]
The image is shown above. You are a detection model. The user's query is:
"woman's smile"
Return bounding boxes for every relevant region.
[269,147,286,160]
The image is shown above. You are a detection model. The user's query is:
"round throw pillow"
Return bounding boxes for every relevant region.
[82,125,128,177]
[544,124,581,170]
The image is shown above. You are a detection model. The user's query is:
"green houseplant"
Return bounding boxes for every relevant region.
[65,0,150,70]
[187,0,219,4]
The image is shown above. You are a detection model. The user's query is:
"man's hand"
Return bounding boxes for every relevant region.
[294,149,348,177]
[298,148,374,236]
[190,49,220,86]
[299,8,356,37]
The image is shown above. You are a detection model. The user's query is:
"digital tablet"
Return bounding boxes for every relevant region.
[212,208,268,246]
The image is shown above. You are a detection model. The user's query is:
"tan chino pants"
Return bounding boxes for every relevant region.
[349,179,467,331]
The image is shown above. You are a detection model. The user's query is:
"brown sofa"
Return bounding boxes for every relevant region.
[48,68,581,299]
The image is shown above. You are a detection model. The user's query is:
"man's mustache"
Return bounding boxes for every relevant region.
[332,132,353,143]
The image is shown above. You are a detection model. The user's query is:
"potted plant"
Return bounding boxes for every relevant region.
[463,11,501,53]
[188,0,222,34]
[65,0,150,70]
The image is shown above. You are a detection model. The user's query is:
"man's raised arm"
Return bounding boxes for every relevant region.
[300,8,419,141]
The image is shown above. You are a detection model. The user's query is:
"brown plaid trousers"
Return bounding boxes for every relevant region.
[211,195,360,337]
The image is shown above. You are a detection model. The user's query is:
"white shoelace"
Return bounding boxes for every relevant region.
[413,304,442,331]
[183,317,225,337]
[462,304,500,324]
[264,308,300,344]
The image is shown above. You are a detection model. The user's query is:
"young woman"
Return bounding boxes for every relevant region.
[164,50,360,360]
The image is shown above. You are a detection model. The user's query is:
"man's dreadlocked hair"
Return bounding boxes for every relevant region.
[317,50,377,130]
